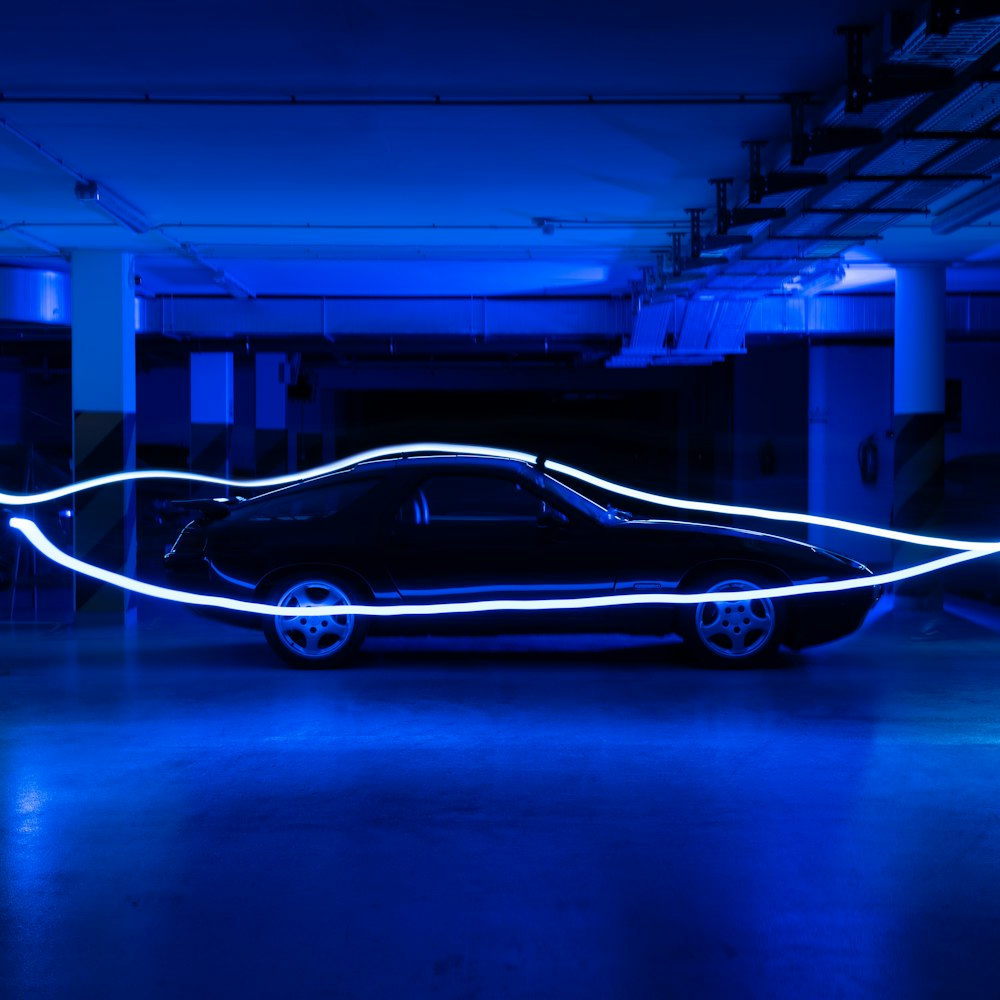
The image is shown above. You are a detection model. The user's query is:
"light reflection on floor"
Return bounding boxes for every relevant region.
[2,606,1000,998]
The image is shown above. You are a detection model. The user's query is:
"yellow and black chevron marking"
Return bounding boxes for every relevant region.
[255,428,288,476]
[893,411,945,599]
[74,411,136,616]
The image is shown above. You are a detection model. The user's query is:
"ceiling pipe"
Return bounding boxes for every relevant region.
[1,116,255,297]
[0,93,823,108]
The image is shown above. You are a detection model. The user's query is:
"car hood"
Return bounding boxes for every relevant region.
[619,518,869,571]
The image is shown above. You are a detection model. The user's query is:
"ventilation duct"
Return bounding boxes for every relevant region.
[0,267,69,325]
[608,296,751,366]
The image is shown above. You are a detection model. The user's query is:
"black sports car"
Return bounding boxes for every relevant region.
[165,451,879,667]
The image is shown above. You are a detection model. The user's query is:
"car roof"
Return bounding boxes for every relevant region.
[348,453,539,476]
[248,452,543,502]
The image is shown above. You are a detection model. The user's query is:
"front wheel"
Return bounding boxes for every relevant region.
[263,576,367,668]
[686,576,782,665]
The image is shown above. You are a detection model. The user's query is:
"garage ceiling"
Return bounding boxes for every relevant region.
[2,1,1000,300]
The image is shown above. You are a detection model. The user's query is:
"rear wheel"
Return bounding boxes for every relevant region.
[687,576,781,665]
[263,575,367,668]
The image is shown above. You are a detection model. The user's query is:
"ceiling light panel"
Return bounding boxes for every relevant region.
[813,181,891,210]
[920,81,1000,131]
[931,141,1000,177]
[894,18,1000,67]
[858,140,955,176]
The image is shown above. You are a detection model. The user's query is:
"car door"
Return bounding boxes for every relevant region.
[384,471,615,608]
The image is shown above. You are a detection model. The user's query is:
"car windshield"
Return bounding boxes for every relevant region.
[541,474,607,519]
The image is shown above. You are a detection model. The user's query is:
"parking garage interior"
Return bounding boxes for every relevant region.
[3,2,1000,997]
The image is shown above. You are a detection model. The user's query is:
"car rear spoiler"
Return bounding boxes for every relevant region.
[169,497,244,521]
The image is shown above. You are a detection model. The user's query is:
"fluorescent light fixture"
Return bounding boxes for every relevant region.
[932,179,1000,235]
[74,180,150,235]
[783,262,846,296]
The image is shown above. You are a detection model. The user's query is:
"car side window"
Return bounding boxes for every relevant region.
[402,474,544,524]
[246,478,376,521]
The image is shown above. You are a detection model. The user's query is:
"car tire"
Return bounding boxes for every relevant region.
[685,574,783,666]
[263,575,367,668]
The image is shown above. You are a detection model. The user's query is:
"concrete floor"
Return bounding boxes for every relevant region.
[2,603,1000,999]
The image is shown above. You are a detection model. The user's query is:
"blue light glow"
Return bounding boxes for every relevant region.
[0,442,537,506]
[7,518,999,618]
[541,460,1000,554]
[6,443,999,618]
[1,441,990,552]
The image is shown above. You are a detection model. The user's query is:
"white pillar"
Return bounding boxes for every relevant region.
[807,345,828,549]
[893,264,946,609]
[71,250,136,620]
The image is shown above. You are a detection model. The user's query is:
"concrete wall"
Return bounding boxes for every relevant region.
[137,366,188,448]
[946,341,1000,459]
[800,340,1000,568]
[807,345,894,567]
[731,344,808,525]
[0,364,22,444]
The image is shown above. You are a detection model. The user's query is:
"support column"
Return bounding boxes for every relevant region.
[321,388,338,463]
[893,264,946,609]
[190,353,234,488]
[807,345,829,550]
[71,251,136,621]
[255,352,288,475]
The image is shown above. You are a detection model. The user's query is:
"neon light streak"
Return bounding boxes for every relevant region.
[0,442,537,506]
[542,460,1000,554]
[8,517,1000,618]
[0,441,992,555]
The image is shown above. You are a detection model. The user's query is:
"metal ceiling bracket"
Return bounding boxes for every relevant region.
[869,63,956,103]
[785,96,810,166]
[764,233,883,241]
[703,233,754,251]
[807,127,883,157]
[928,0,1000,36]
[670,232,684,277]
[685,208,704,261]
[760,172,829,196]
[744,140,768,201]
[730,206,787,226]
[802,206,929,215]
[709,178,733,234]
[846,171,993,182]
[836,25,872,114]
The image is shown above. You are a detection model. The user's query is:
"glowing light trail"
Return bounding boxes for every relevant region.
[542,460,1000,553]
[8,517,1000,618]
[6,443,1000,619]
[0,441,992,554]
[0,442,536,506]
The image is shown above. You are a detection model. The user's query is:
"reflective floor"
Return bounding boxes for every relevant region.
[2,603,1000,999]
